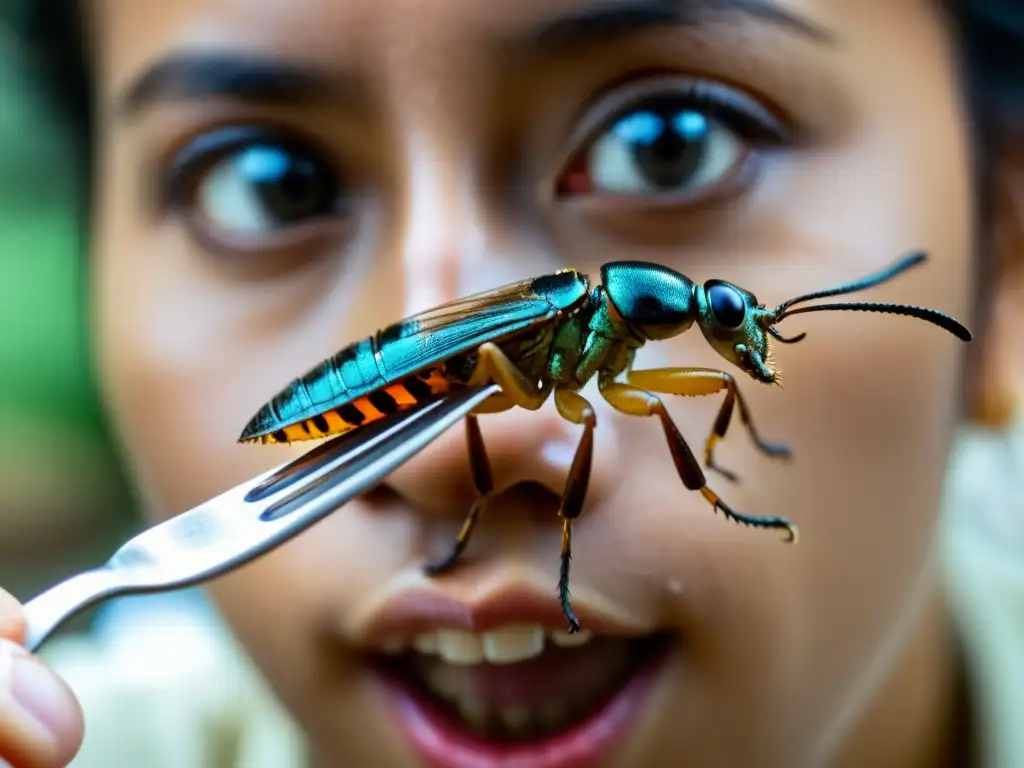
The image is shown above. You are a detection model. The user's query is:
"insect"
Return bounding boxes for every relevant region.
[239,251,971,632]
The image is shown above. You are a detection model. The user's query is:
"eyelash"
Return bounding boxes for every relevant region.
[161,125,323,199]
[157,124,346,252]
[155,76,789,255]
[554,75,790,200]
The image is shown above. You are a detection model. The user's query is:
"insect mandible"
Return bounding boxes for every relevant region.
[239,251,972,633]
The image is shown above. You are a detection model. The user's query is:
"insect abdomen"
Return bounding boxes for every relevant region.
[246,366,454,445]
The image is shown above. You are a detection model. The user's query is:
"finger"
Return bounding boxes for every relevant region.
[0,640,84,768]
[0,591,26,646]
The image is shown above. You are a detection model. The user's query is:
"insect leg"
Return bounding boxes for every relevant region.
[424,414,499,576]
[468,343,550,410]
[552,387,597,634]
[627,367,791,483]
[601,382,798,543]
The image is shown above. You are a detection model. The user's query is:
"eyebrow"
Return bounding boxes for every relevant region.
[117,53,358,117]
[517,0,834,54]
[117,0,832,116]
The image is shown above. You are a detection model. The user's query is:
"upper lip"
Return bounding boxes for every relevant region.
[347,575,652,648]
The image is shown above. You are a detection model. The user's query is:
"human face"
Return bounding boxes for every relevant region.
[89,1,974,765]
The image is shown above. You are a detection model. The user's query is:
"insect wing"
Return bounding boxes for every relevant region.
[240,271,589,441]
[375,273,585,374]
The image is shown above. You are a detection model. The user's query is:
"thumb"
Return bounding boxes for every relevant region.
[0,590,84,768]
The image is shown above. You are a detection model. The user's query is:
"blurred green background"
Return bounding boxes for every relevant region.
[0,7,136,602]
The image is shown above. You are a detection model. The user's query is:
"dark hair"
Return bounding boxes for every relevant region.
[944,1,1024,353]
[18,0,92,201]
[14,1,1024,371]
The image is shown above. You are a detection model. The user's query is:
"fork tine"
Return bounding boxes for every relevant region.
[21,385,500,652]
[258,386,493,523]
[244,399,447,502]
[246,383,501,535]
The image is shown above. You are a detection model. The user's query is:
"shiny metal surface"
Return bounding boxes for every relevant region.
[21,385,500,652]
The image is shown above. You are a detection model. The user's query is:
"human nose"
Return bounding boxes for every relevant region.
[384,396,624,529]
[389,136,551,315]
[378,136,623,526]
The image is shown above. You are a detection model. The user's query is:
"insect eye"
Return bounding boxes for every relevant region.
[707,283,746,328]
[162,126,345,244]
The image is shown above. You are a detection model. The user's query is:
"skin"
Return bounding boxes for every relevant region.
[2,0,1023,765]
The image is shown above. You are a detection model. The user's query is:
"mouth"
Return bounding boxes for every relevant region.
[360,591,674,768]
[741,346,778,385]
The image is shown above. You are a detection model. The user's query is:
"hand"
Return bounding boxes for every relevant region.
[0,589,83,768]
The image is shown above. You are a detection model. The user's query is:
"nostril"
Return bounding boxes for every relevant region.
[361,483,405,507]
[383,398,624,523]
[501,480,562,510]
[419,480,563,574]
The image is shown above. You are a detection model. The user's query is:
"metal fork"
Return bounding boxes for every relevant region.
[21,384,501,653]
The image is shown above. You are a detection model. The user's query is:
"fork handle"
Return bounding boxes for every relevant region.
[22,569,127,653]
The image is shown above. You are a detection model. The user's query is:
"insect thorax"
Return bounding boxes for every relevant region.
[538,288,639,389]
[448,285,640,393]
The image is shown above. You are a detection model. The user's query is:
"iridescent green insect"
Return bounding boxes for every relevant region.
[239,251,972,633]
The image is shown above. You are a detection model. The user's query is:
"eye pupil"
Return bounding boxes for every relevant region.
[235,145,332,223]
[708,283,746,328]
[610,99,710,189]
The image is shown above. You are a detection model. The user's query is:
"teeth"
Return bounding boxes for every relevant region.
[482,625,545,665]
[500,706,532,736]
[383,623,597,662]
[401,623,633,742]
[423,664,460,701]
[457,697,490,733]
[549,628,594,648]
[413,633,438,654]
[379,637,406,655]
[539,700,569,730]
[436,630,485,664]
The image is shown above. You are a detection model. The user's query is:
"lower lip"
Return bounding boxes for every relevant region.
[373,641,671,768]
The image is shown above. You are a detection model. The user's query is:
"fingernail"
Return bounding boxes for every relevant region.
[0,640,74,740]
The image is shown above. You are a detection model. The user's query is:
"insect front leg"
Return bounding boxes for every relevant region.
[468,343,550,410]
[626,367,791,483]
[551,387,597,634]
[600,382,798,543]
[424,344,549,578]
[424,414,499,576]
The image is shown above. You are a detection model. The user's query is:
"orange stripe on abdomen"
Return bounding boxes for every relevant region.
[256,367,456,445]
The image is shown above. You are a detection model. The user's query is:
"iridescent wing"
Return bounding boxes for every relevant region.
[239,270,590,443]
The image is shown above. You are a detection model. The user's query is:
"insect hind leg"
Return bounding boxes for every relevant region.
[424,414,499,576]
[627,367,791,483]
[551,387,597,634]
[600,382,798,543]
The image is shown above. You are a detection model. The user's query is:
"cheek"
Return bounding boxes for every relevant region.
[93,255,295,518]
[596,303,965,755]
[90,185,383,516]
[92,156,286,507]
[604,97,973,747]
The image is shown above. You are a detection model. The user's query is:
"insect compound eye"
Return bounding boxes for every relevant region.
[707,282,746,328]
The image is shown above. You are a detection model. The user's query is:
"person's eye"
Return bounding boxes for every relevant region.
[555,77,790,204]
[161,125,346,248]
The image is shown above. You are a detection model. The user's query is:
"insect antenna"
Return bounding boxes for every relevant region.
[773,251,927,317]
[768,251,973,342]
[767,326,806,344]
[775,301,972,341]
